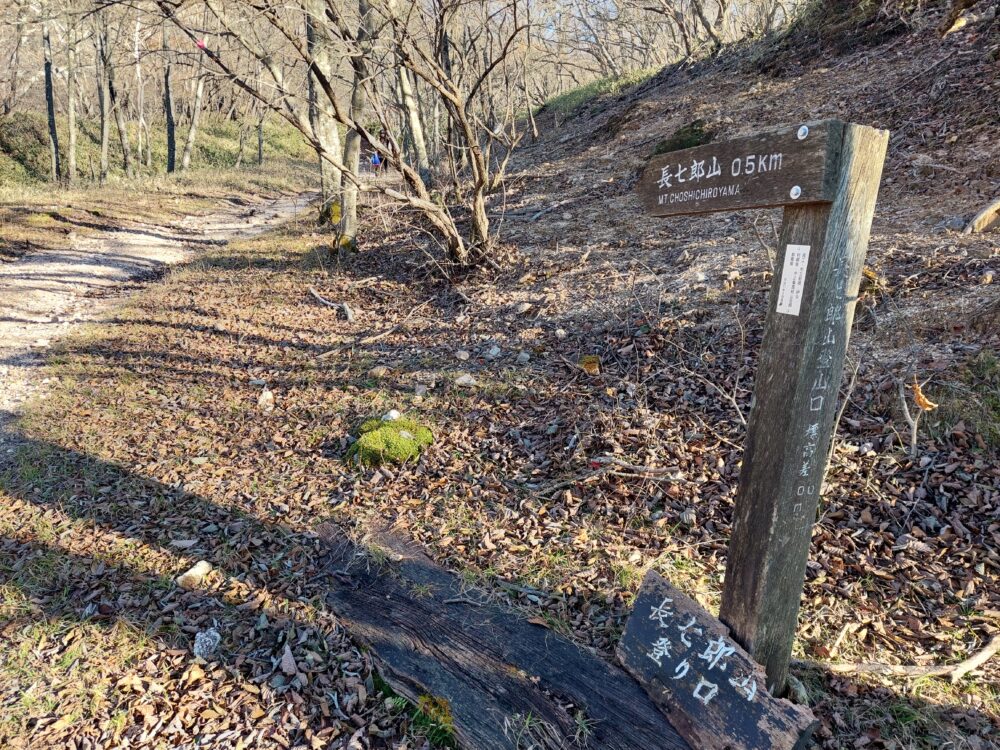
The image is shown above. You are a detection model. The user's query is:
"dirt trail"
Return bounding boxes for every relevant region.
[0,192,314,448]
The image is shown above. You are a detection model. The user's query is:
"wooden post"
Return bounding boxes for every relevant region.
[718,123,888,692]
[636,120,889,698]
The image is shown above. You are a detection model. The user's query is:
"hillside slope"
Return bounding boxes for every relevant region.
[0,6,997,750]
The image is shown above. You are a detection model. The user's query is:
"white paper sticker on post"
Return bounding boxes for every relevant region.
[776,244,811,316]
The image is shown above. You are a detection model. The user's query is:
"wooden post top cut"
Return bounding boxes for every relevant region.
[638,120,845,217]
[617,571,818,750]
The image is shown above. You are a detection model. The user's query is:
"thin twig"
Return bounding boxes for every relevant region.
[316,299,431,359]
[792,634,1000,683]
[827,358,860,466]
[588,456,680,476]
[309,287,354,322]
[895,376,920,458]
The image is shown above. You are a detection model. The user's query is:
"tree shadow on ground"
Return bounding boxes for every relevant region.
[0,423,996,749]
[0,424,403,749]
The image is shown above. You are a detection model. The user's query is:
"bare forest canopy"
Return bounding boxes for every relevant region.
[0,0,990,265]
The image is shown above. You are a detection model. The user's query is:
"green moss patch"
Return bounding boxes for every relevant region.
[346,417,433,466]
[651,120,714,156]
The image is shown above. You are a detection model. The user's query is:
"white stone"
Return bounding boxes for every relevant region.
[257,389,275,411]
[193,627,221,660]
[176,560,214,590]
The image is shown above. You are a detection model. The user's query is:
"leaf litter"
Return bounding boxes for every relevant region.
[1,10,999,750]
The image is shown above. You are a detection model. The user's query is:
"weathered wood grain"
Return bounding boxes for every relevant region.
[718,123,889,692]
[637,121,844,217]
[318,524,691,750]
[618,572,817,750]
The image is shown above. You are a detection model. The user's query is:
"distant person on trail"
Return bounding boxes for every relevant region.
[370,152,382,173]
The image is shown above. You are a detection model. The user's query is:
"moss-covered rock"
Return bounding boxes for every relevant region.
[346,416,433,466]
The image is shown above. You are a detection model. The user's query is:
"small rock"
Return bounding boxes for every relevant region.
[455,350,471,361]
[381,409,401,422]
[484,345,502,360]
[680,508,697,527]
[249,378,267,386]
[695,271,707,282]
[414,384,428,397]
[516,351,531,364]
[170,538,199,549]
[514,302,533,315]
[980,272,993,285]
[555,329,567,340]
[455,373,477,387]
[786,674,809,706]
[193,627,221,660]
[938,216,966,232]
[562,212,572,221]
[176,560,214,590]
[257,389,275,411]
[368,365,390,378]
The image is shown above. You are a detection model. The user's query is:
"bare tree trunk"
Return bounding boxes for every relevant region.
[97,33,110,182]
[692,0,723,51]
[523,68,539,142]
[180,52,206,171]
[2,6,26,115]
[163,27,176,173]
[135,20,151,170]
[42,22,62,183]
[306,0,343,223]
[398,64,431,186]
[340,0,374,251]
[105,34,136,179]
[257,114,264,166]
[66,23,78,184]
[235,123,246,168]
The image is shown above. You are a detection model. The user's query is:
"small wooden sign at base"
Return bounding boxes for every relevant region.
[618,571,817,750]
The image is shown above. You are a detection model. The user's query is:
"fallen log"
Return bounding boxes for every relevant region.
[318,524,690,750]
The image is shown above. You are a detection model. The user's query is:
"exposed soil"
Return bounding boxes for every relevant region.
[0,193,315,451]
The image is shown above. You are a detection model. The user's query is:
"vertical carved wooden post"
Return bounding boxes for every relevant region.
[718,124,888,693]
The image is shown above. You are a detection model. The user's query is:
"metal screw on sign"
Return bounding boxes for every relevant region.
[790,186,802,200]
[797,125,809,140]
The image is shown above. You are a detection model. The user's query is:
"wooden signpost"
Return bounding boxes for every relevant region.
[626,119,888,747]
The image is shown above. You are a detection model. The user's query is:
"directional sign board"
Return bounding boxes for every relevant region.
[638,121,844,217]
[618,572,817,750]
